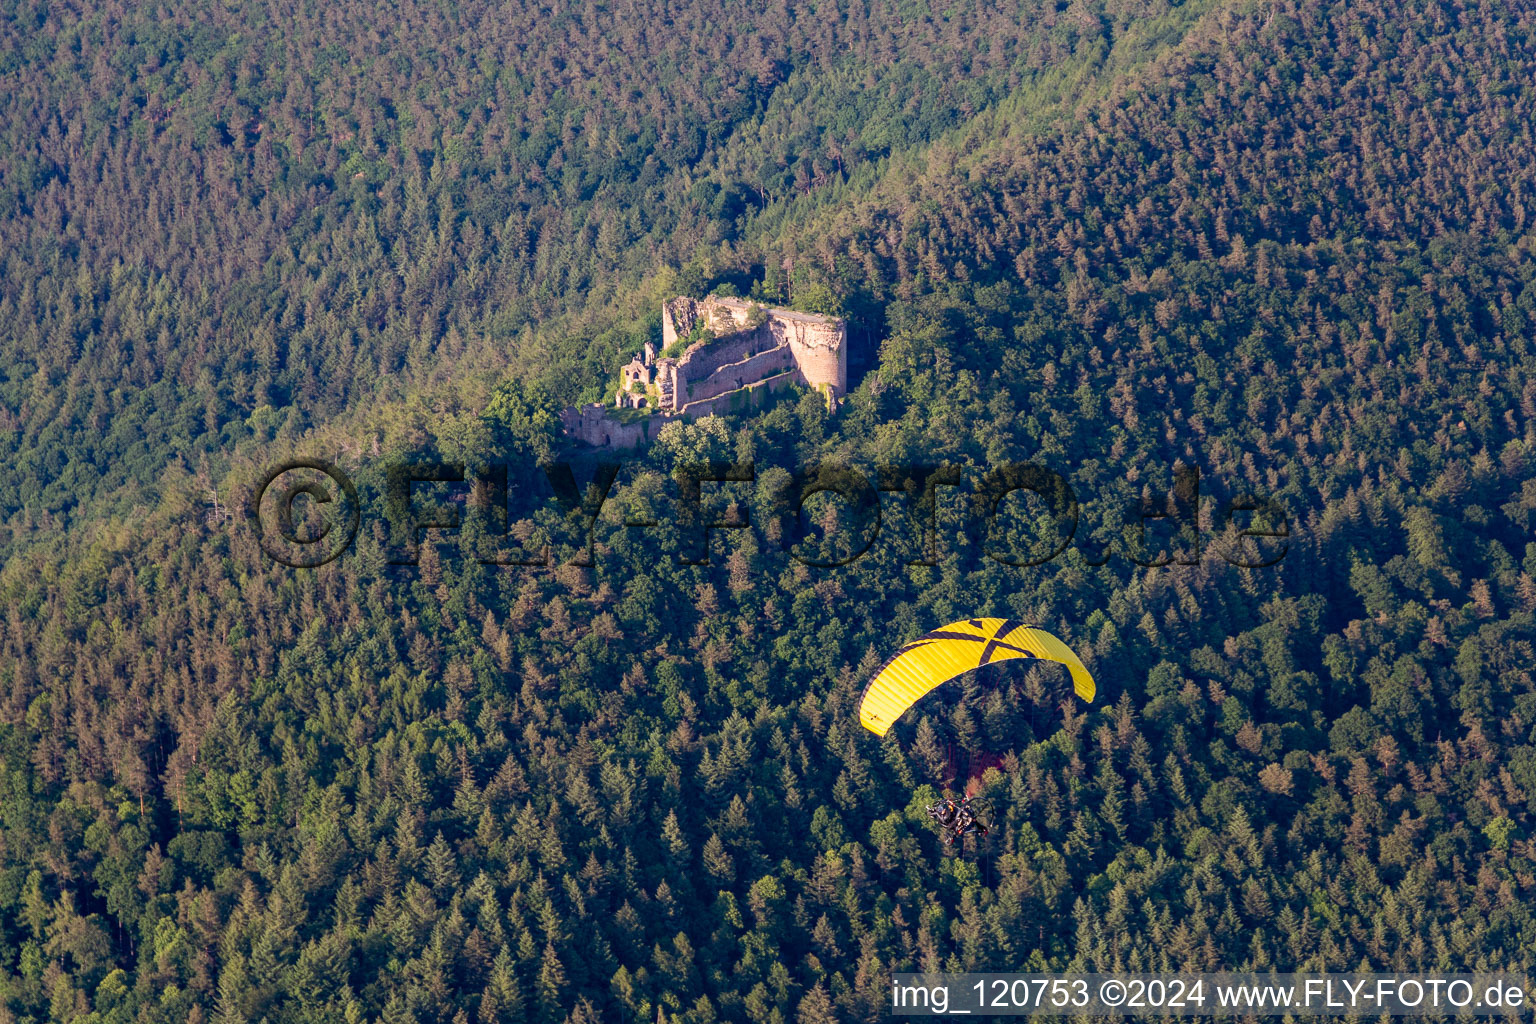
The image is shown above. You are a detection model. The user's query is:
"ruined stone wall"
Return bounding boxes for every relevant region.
[660,297,693,350]
[779,317,847,396]
[676,344,796,409]
[703,298,752,335]
[558,404,658,449]
[664,296,755,351]
[673,322,769,379]
[675,370,798,418]
[663,296,846,395]
[560,373,803,449]
[567,296,847,447]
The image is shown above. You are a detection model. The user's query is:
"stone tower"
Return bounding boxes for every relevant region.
[656,295,847,410]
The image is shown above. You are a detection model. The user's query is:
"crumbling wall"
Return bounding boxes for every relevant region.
[675,371,798,418]
[661,297,697,350]
[677,345,796,409]
[779,316,847,397]
[558,404,656,449]
[702,299,752,335]
[560,373,801,449]
[563,295,848,448]
[672,323,768,378]
[668,300,847,404]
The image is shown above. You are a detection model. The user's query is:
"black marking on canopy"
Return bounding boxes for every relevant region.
[906,627,1036,667]
[979,617,1031,666]
[858,619,1043,724]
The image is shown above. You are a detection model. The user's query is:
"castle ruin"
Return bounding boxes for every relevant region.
[560,295,847,448]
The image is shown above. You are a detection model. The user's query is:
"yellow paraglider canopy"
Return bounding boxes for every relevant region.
[858,618,1095,737]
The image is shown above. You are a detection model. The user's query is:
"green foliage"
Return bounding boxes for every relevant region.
[483,378,561,464]
[5,0,1536,1020]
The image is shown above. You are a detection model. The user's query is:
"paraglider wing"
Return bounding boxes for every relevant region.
[858,617,1095,737]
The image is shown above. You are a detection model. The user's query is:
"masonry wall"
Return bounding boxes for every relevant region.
[672,323,771,380]
[560,373,800,448]
[676,343,795,409]
[663,295,752,349]
[660,299,689,349]
[675,371,798,418]
[558,405,657,449]
[780,318,847,396]
[565,296,848,448]
[663,297,846,396]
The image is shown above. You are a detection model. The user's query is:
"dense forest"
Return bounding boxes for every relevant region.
[4,0,1536,1020]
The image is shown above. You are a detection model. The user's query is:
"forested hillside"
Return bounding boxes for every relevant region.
[4,0,1536,1021]
[0,0,1153,538]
